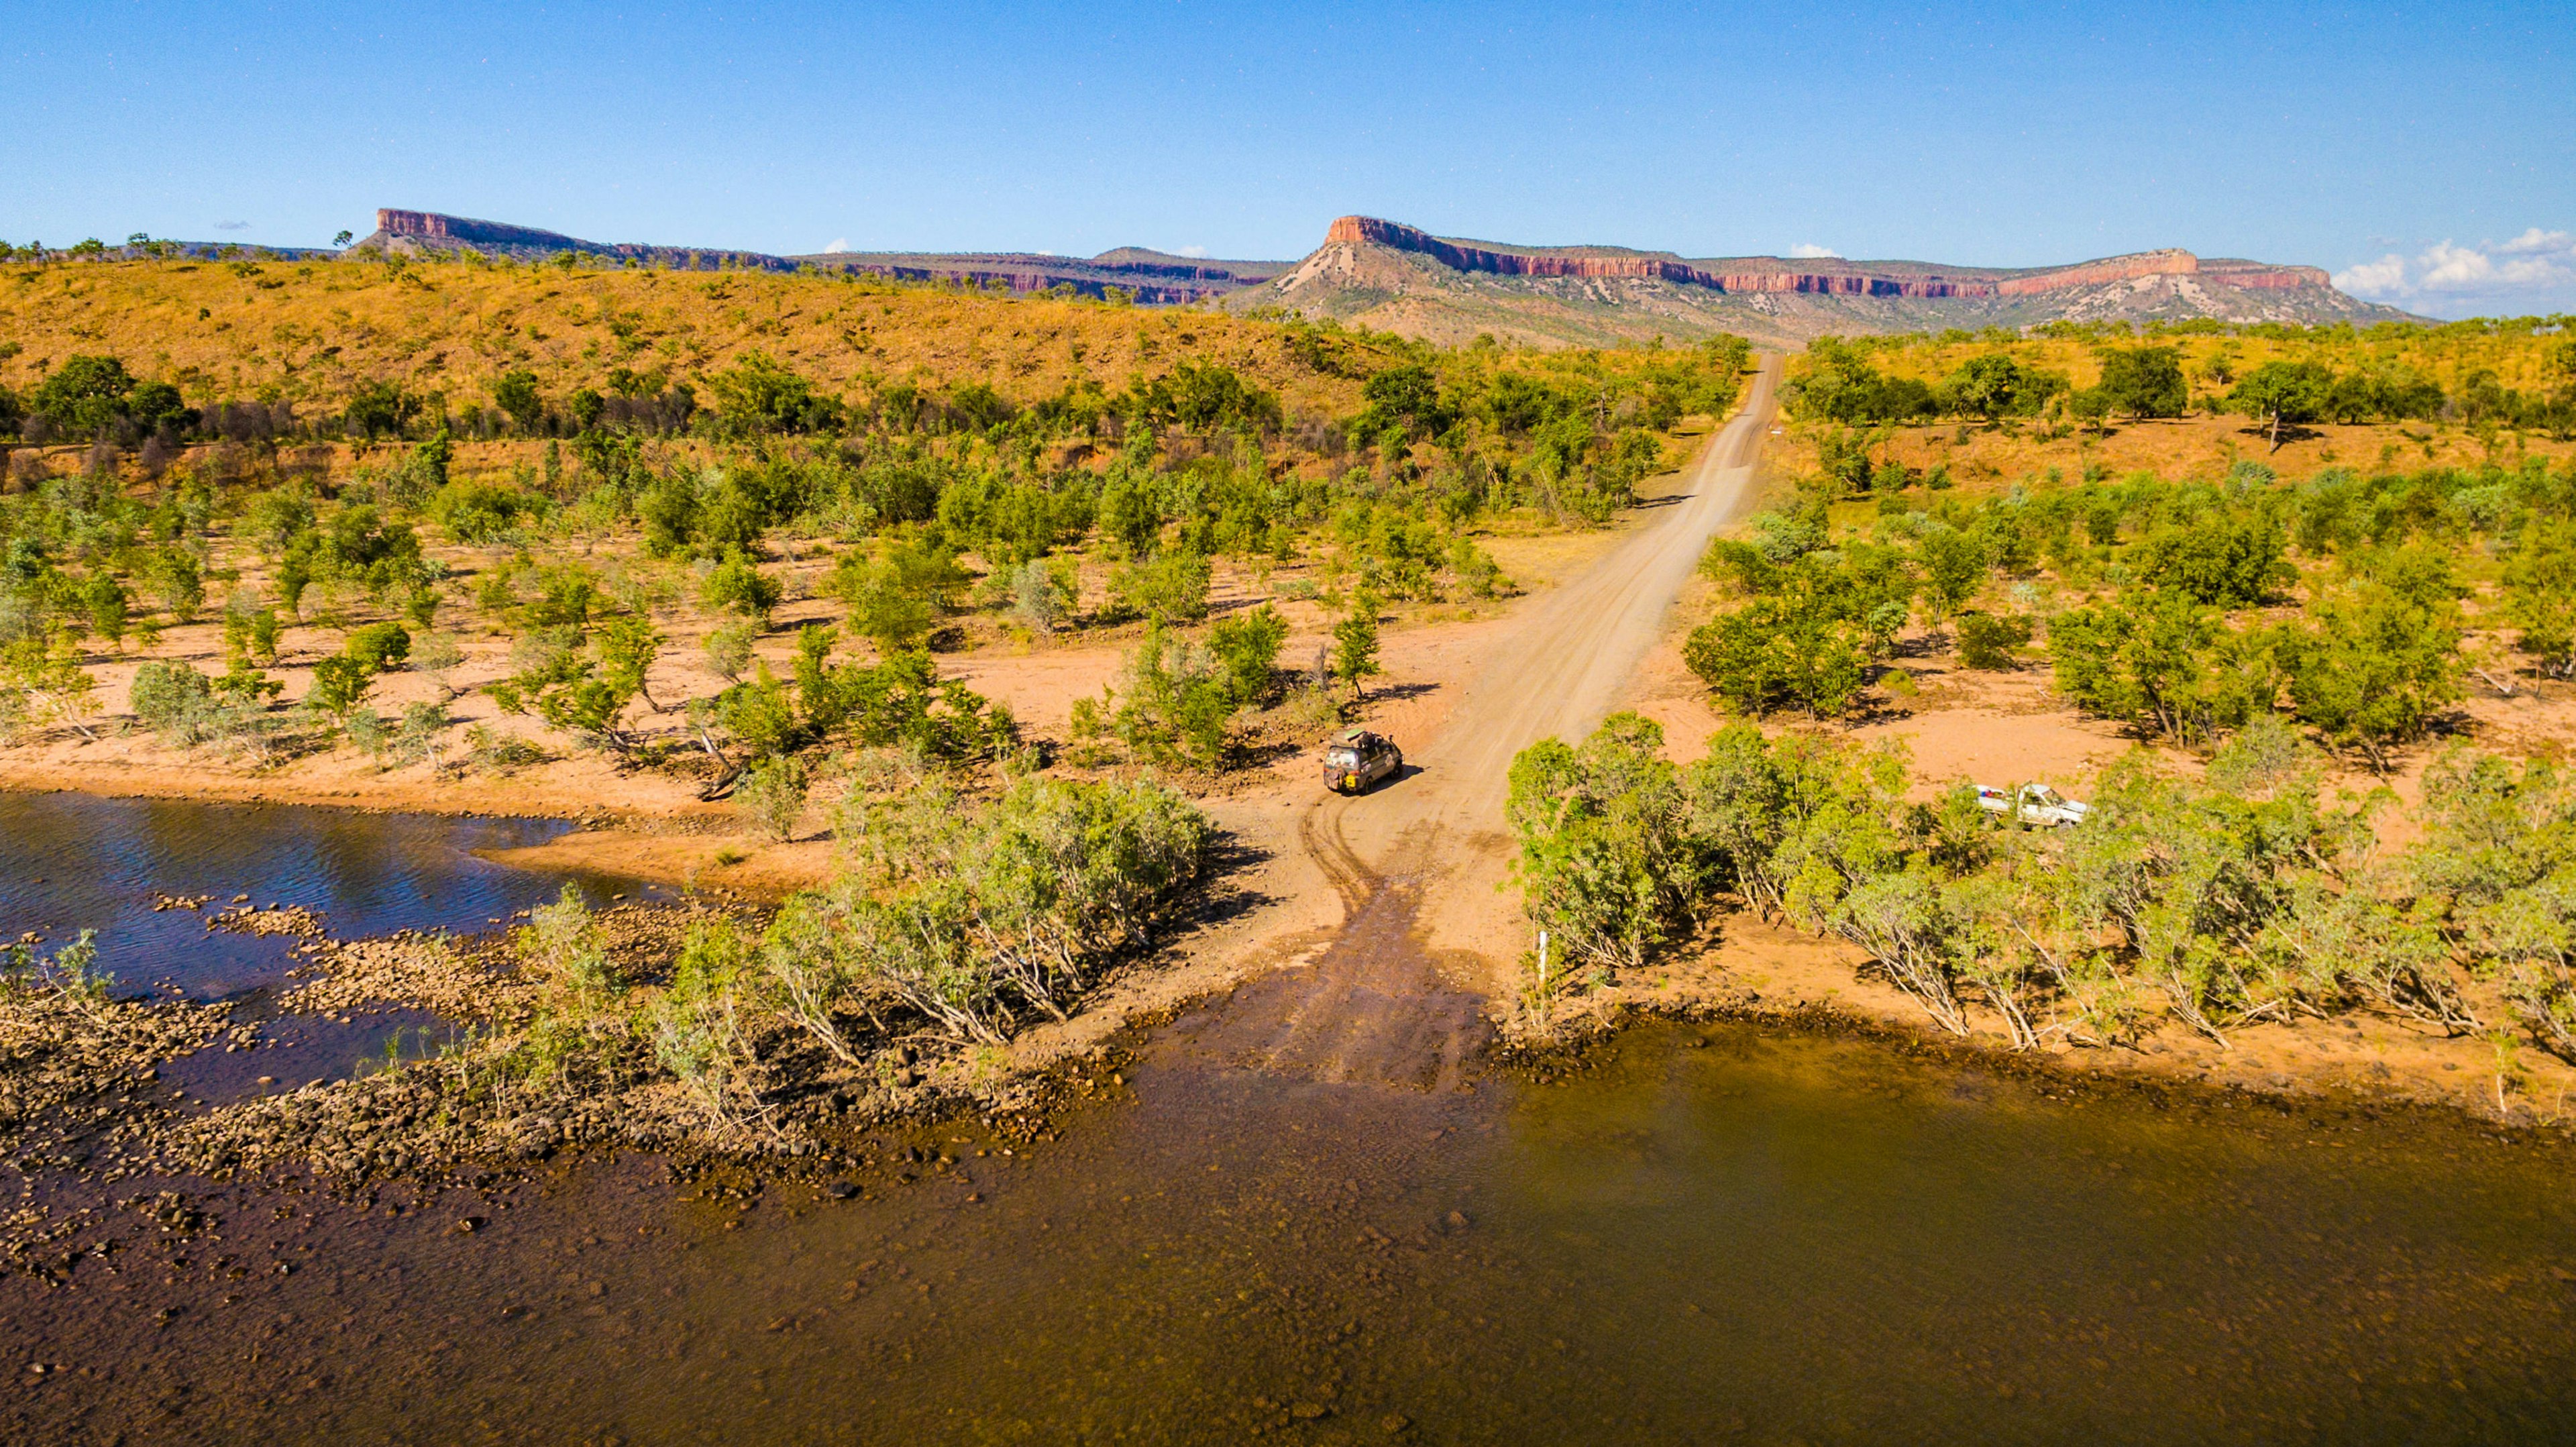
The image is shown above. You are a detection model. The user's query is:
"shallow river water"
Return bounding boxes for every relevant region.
[5,798,2575,1444]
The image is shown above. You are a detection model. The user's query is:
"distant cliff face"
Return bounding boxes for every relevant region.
[358,209,1284,299]
[351,207,2396,349]
[1236,217,2409,349]
[376,210,586,251]
[1319,217,2324,301]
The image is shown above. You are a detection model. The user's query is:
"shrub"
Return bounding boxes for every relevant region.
[2275,582,2463,768]
[1112,624,1233,770]
[1506,712,1707,982]
[701,553,782,624]
[1108,550,1212,624]
[733,756,812,843]
[345,621,412,673]
[1954,612,2033,671]
[702,619,757,681]
[127,659,218,743]
[2136,515,2292,607]
[1010,557,1080,634]
[2050,590,2271,744]
[828,554,935,651]
[391,700,447,767]
[307,623,411,717]
[345,709,392,757]
[430,481,542,544]
[1209,602,1288,706]
[777,773,1210,1042]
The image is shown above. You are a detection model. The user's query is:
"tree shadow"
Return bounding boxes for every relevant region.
[1356,681,1441,705]
[1185,827,1279,929]
[2240,421,2324,449]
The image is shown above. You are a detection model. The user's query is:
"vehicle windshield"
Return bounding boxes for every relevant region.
[2027,786,2061,804]
[1326,749,1358,767]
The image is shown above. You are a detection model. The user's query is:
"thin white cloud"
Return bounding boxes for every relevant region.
[2332,227,2576,317]
[1176,245,1209,258]
[822,237,851,254]
[212,220,251,231]
[2332,254,2407,294]
[1788,242,1840,259]
[2499,227,2572,255]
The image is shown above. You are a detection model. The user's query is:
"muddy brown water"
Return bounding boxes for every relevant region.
[7,802,2576,1444]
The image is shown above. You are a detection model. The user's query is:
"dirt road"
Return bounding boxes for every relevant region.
[1169,358,1782,1085]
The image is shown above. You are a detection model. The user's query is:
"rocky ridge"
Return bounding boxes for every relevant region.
[1236,217,2414,348]
[335,206,2409,346]
[356,209,1284,301]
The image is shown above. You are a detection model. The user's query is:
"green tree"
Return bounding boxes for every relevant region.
[1505,712,1707,981]
[828,552,937,652]
[2504,518,2576,678]
[1097,468,1163,557]
[1111,623,1233,769]
[706,353,841,436]
[80,575,129,651]
[309,623,411,717]
[492,368,545,434]
[2229,362,2333,451]
[1916,526,1988,622]
[1209,603,1289,706]
[702,553,782,625]
[2050,591,2271,744]
[596,616,664,712]
[1941,353,2053,421]
[28,354,138,437]
[1332,608,1382,700]
[1355,364,1450,438]
[1108,550,1212,624]
[2275,584,2464,769]
[2136,515,2292,606]
[344,380,419,439]
[2096,345,2189,419]
[1684,599,1868,717]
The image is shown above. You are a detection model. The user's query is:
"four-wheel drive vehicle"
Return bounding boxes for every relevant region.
[1324,728,1403,794]
[1975,783,2089,828]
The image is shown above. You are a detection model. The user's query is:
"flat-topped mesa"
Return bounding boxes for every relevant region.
[1323,217,2327,297]
[366,208,794,271]
[376,209,587,250]
[361,207,1285,298]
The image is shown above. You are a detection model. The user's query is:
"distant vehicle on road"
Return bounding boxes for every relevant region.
[1324,728,1403,795]
[1976,783,2089,828]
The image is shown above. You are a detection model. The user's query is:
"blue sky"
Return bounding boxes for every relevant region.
[8,1,2571,317]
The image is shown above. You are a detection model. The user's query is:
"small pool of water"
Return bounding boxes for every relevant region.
[0,790,662,1097]
[0,791,661,1001]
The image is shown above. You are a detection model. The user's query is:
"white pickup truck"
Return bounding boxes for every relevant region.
[1976,783,2090,828]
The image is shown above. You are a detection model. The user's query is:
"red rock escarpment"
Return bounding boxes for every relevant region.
[377,209,588,250]
[1323,217,2324,297]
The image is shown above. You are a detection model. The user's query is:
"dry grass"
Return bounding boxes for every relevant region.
[1790,324,2572,396]
[1768,413,2576,495]
[0,258,1368,417]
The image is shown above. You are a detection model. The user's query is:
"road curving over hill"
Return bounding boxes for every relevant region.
[1169,356,1782,1087]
